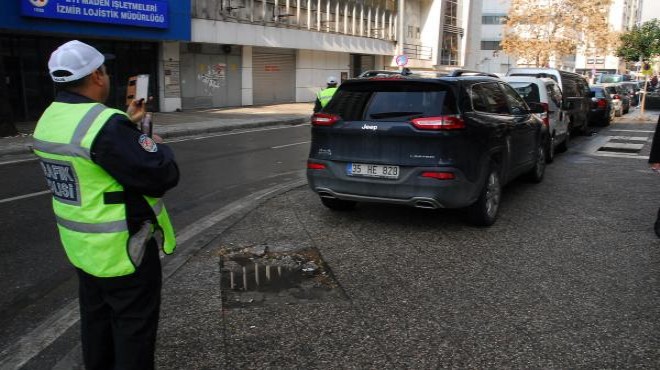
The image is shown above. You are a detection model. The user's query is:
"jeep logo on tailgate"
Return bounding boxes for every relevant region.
[361,124,378,130]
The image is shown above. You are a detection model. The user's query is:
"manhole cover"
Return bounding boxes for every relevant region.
[218,244,346,308]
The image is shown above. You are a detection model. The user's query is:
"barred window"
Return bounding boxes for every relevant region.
[482,15,507,24]
[480,41,502,50]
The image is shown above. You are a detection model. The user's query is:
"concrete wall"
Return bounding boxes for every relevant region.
[159,42,182,112]
[193,19,395,56]
[296,50,350,102]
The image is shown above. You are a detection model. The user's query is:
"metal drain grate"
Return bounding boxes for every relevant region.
[218,244,346,308]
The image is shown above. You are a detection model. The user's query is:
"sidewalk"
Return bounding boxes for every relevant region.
[0,102,314,157]
[151,112,660,368]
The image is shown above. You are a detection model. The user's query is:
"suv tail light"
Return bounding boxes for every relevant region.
[311,113,340,126]
[307,161,326,170]
[612,94,621,100]
[540,102,549,127]
[421,171,455,180]
[410,115,465,130]
[596,98,607,108]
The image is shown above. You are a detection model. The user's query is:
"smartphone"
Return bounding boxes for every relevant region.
[126,74,149,106]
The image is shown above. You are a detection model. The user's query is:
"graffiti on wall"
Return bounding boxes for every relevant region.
[198,63,226,95]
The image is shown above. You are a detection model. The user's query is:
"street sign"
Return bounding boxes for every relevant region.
[395,54,409,67]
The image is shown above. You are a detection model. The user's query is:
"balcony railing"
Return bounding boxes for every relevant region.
[192,0,397,42]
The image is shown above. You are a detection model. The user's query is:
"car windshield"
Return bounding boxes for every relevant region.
[509,82,541,103]
[591,88,606,98]
[325,81,456,121]
[601,75,623,83]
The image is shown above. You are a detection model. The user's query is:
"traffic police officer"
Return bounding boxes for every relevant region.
[33,40,179,370]
[313,76,339,112]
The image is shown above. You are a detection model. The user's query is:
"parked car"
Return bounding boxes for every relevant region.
[588,86,615,126]
[503,76,569,162]
[593,84,623,117]
[620,81,640,106]
[599,84,628,116]
[307,70,547,226]
[506,68,592,135]
[597,73,632,84]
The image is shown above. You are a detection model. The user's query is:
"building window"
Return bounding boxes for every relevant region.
[440,0,461,66]
[480,41,502,50]
[482,15,507,25]
[443,0,458,26]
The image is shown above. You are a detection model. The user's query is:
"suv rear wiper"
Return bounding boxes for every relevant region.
[369,111,424,119]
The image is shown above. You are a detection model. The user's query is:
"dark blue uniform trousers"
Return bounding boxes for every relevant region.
[76,239,161,370]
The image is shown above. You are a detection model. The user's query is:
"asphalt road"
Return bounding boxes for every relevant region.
[0,124,312,368]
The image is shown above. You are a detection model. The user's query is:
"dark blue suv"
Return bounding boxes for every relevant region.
[307,71,547,226]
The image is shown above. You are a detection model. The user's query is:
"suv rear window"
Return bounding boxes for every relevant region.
[509,82,541,103]
[591,88,606,98]
[325,81,457,121]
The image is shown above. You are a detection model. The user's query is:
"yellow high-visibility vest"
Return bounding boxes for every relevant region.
[33,102,176,277]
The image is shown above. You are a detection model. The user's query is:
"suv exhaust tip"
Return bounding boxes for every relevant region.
[414,200,439,209]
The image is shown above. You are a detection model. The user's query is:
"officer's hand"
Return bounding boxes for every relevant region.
[127,97,153,124]
[152,134,163,144]
[651,163,660,173]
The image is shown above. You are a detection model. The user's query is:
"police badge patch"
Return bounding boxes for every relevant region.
[139,134,158,153]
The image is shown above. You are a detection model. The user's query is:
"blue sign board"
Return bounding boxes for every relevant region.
[21,0,169,29]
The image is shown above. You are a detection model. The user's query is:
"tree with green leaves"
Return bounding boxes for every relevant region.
[616,19,660,62]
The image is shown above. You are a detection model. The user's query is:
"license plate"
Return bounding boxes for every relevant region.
[347,163,399,179]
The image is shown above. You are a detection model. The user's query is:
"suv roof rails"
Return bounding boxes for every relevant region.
[447,69,500,79]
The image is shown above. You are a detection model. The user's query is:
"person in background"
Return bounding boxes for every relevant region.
[32,40,179,370]
[649,114,660,237]
[314,76,339,112]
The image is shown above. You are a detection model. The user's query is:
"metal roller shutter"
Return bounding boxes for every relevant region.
[253,50,296,105]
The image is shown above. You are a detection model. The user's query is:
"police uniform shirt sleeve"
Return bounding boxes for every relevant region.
[91,114,180,198]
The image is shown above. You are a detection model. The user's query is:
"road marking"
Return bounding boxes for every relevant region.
[0,157,39,166]
[607,129,654,133]
[591,152,648,160]
[0,190,50,204]
[607,136,649,142]
[271,141,310,149]
[164,124,310,143]
[0,301,80,370]
[2,176,307,369]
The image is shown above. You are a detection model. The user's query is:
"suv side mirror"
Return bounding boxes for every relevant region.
[527,102,545,114]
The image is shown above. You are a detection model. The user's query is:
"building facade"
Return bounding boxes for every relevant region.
[1,0,476,120]
[0,0,191,121]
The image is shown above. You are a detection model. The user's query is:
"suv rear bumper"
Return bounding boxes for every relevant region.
[307,160,481,209]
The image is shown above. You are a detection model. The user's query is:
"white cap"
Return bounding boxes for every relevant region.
[48,40,106,83]
[327,76,338,85]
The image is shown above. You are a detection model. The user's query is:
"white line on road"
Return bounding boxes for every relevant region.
[607,129,654,133]
[164,124,310,144]
[271,141,310,149]
[0,301,80,370]
[0,157,38,166]
[0,190,50,204]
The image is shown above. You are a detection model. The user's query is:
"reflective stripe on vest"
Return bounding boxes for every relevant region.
[317,87,337,108]
[33,102,176,276]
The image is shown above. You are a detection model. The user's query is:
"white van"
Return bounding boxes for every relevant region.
[506,68,592,136]
[503,76,569,162]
